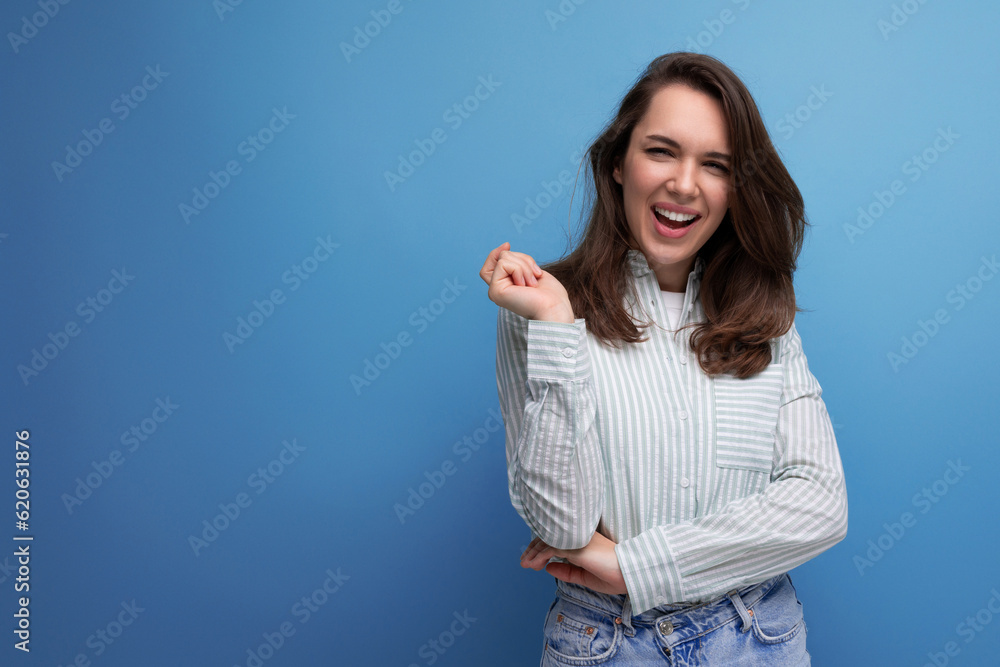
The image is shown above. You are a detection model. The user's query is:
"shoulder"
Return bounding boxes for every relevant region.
[772,318,825,402]
[772,319,806,366]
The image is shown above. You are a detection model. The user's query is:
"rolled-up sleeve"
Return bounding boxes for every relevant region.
[494,307,605,550]
[614,322,849,614]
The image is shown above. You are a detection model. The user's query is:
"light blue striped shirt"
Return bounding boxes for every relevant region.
[495,249,848,615]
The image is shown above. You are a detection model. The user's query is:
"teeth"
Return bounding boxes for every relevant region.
[654,206,697,223]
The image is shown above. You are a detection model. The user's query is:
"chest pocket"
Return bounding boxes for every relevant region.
[713,363,785,473]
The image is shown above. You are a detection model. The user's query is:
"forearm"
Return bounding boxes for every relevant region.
[616,322,849,614]
[615,454,847,613]
[496,309,605,549]
[507,387,606,549]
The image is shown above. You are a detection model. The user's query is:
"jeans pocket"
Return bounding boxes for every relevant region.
[541,595,621,665]
[749,575,806,646]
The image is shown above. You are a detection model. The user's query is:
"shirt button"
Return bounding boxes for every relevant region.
[677,410,688,420]
[561,347,574,358]
[679,356,687,365]
[658,619,674,636]
[680,477,690,488]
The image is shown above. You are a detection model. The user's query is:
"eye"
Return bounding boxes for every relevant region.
[706,161,730,174]
[645,147,673,157]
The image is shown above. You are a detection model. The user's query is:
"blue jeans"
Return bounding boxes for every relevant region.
[539,573,810,666]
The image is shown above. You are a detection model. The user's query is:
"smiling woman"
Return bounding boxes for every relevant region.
[612,84,733,293]
[479,52,847,666]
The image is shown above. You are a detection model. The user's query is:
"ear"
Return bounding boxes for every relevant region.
[612,160,622,185]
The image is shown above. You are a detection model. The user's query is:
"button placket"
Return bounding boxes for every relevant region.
[650,295,670,362]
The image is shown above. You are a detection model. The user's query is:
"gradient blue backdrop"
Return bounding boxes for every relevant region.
[3,1,999,665]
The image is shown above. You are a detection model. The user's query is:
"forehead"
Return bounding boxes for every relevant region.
[633,84,730,150]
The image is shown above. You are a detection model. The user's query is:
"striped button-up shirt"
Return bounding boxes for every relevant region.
[495,249,848,615]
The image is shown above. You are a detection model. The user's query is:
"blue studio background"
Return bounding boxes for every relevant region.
[2,1,999,665]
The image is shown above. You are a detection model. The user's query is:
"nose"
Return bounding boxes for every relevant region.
[666,159,698,199]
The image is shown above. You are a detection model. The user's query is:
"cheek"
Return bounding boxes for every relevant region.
[624,169,659,203]
[623,177,647,209]
[708,183,730,214]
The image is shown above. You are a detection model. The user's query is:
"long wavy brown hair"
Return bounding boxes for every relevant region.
[543,52,806,378]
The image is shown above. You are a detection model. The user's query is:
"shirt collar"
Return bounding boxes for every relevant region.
[626,248,705,294]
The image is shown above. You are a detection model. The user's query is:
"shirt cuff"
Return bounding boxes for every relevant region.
[615,530,685,615]
[526,318,589,382]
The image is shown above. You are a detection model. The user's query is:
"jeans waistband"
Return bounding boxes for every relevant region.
[554,573,786,637]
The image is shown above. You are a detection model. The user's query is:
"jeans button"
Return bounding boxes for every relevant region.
[658,619,674,636]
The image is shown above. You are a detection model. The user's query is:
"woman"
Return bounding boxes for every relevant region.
[479,52,847,665]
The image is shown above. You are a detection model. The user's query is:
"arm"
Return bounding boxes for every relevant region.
[495,305,605,550]
[614,321,849,615]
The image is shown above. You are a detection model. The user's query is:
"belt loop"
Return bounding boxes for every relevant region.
[727,589,753,633]
[619,595,637,637]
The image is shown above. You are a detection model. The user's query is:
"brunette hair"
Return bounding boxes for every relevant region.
[543,52,806,378]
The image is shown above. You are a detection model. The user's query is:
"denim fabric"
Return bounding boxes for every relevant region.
[538,573,809,666]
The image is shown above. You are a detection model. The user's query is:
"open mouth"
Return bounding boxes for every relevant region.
[653,206,701,229]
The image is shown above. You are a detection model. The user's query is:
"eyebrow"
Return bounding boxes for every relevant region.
[644,134,731,162]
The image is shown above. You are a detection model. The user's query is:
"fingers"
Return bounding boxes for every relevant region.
[480,242,543,288]
[520,538,547,568]
[519,531,628,595]
[520,537,541,560]
[520,537,558,571]
[479,242,510,285]
[544,561,589,587]
[505,255,536,288]
[544,562,623,595]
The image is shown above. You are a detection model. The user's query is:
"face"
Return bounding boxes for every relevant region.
[613,83,731,292]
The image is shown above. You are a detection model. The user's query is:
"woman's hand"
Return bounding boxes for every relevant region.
[520,530,628,595]
[479,242,574,323]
